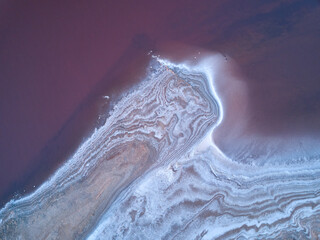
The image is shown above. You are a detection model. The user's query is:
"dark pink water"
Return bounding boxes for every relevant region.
[1,0,320,206]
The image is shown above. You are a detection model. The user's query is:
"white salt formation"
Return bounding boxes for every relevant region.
[0,54,319,240]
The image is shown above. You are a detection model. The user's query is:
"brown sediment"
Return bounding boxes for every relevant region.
[0,141,153,239]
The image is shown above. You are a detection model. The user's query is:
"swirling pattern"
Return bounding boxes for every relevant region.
[0,58,218,239]
[90,146,320,239]
[1,56,319,239]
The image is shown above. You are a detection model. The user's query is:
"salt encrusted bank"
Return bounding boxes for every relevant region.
[1,55,320,240]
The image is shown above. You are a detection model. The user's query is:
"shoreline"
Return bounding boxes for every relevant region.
[0,35,155,209]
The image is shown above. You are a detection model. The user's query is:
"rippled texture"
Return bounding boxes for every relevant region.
[91,146,320,239]
[0,59,218,239]
[1,56,320,239]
